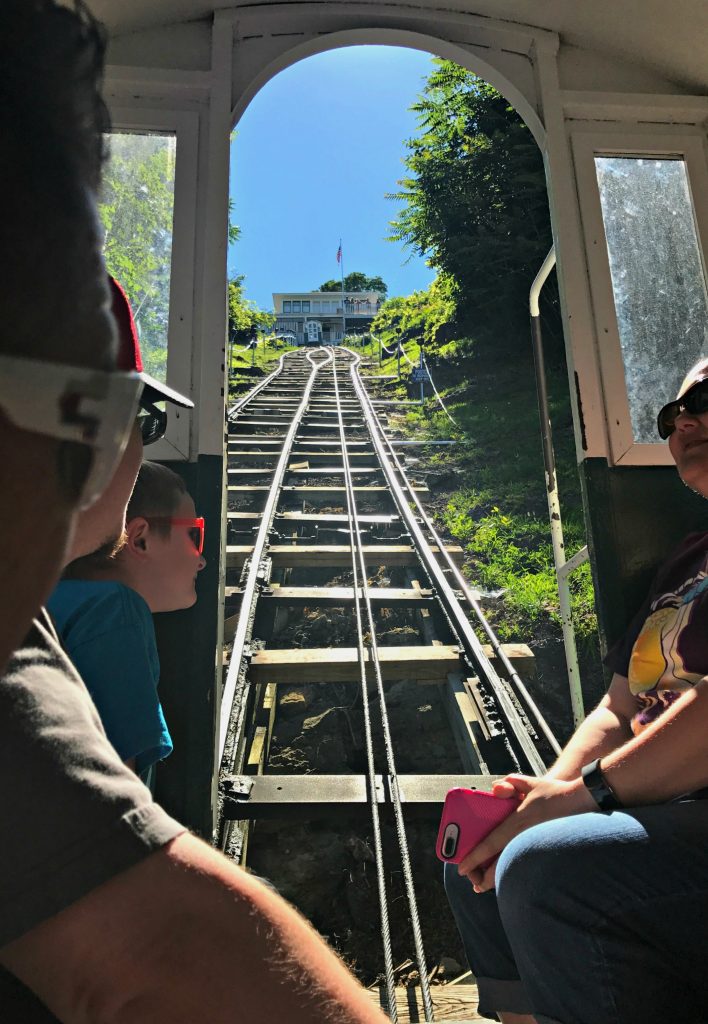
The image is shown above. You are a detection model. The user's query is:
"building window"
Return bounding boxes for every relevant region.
[292,301,301,312]
[301,301,310,313]
[283,301,291,312]
[313,301,321,311]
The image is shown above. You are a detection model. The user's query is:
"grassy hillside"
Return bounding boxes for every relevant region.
[369,332,604,734]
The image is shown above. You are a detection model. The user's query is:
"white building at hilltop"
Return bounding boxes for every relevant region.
[272,290,383,345]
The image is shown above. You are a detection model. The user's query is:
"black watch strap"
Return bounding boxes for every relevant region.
[581,758,622,811]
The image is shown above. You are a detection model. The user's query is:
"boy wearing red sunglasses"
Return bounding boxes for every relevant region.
[48,462,206,784]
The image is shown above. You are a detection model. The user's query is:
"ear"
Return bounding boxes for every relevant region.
[124,516,151,557]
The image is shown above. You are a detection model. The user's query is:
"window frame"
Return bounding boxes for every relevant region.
[106,107,199,460]
[572,126,708,466]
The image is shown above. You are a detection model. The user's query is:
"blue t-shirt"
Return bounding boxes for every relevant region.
[47,580,173,777]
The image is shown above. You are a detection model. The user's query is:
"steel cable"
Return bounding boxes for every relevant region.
[354,359,560,759]
[334,348,435,1022]
[421,356,458,427]
[330,349,398,1021]
[220,349,333,764]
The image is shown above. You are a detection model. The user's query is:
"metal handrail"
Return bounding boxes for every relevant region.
[529,247,587,728]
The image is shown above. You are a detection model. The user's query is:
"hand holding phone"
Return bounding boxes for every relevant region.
[436,787,521,865]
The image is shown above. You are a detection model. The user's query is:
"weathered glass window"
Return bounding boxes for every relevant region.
[99,131,177,383]
[595,156,708,443]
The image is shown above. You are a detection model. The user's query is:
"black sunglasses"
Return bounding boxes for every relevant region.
[657,379,708,440]
[137,400,168,446]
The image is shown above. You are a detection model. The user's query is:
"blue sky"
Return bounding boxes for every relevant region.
[228,46,436,311]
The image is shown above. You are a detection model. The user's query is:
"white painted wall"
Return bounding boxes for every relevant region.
[104,4,708,466]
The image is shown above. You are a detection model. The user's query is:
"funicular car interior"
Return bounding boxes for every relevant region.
[91,0,708,837]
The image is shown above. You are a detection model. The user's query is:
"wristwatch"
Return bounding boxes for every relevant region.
[580,758,622,811]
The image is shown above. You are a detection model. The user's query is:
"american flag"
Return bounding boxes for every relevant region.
[336,242,342,264]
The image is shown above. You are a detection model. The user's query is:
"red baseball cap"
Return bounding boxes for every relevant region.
[109,276,193,409]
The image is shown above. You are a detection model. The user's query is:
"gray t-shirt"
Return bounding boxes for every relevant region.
[0,610,185,1015]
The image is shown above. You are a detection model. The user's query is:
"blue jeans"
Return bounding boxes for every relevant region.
[444,800,708,1024]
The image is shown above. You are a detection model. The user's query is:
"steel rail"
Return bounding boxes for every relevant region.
[330,348,398,1022]
[350,354,548,775]
[219,348,332,764]
[364,362,561,758]
[333,349,435,1023]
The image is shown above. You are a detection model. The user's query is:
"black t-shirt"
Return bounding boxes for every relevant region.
[606,532,708,735]
[0,611,184,1018]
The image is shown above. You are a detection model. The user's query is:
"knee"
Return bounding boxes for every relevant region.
[496,821,570,925]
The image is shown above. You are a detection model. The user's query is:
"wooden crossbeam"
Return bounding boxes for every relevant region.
[227,485,428,497]
[226,466,382,476]
[221,772,502,820]
[226,543,463,568]
[366,984,485,1022]
[225,585,434,607]
[248,645,461,683]
[227,451,375,462]
[226,512,400,525]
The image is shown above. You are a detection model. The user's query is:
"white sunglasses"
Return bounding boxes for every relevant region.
[0,354,144,509]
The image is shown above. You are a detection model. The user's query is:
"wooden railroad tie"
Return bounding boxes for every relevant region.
[225,543,464,568]
[248,645,461,683]
[225,585,435,608]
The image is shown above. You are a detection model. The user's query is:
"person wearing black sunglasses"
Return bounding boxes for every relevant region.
[444,357,708,1024]
[0,7,389,1023]
[658,358,708,497]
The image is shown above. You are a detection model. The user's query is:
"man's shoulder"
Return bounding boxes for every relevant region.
[0,613,184,950]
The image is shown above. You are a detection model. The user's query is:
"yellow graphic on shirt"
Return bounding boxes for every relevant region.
[628,592,705,734]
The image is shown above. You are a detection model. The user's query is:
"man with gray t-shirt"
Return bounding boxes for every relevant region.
[0,5,384,1022]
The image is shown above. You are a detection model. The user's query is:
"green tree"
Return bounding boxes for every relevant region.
[389,61,556,347]
[319,273,388,294]
[101,132,242,381]
[371,274,455,352]
[228,276,275,343]
[100,133,176,380]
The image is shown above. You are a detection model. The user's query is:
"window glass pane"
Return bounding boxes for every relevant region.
[283,301,291,312]
[99,131,177,383]
[302,301,310,312]
[292,301,301,312]
[595,155,708,443]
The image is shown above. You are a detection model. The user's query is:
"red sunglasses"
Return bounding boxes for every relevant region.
[145,516,205,554]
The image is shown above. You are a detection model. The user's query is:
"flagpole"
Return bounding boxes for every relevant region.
[339,238,346,344]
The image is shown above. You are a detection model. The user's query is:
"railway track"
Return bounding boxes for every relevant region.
[218,346,559,1022]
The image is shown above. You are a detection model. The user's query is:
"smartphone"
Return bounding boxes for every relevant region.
[436,787,520,865]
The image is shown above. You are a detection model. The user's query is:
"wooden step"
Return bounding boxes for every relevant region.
[221,773,502,819]
[227,485,429,499]
[226,543,463,568]
[225,585,434,607]
[248,645,461,683]
[366,984,490,1022]
[226,511,400,525]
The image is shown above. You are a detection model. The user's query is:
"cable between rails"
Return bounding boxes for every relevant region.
[331,349,399,1022]
[353,358,560,760]
[334,349,436,1023]
[219,349,333,765]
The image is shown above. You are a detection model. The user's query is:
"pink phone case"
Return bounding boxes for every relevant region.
[436,788,520,865]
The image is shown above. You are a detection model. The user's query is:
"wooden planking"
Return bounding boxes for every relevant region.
[227,450,375,462]
[366,984,491,1022]
[226,511,400,525]
[225,585,434,607]
[226,543,464,568]
[248,645,461,683]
